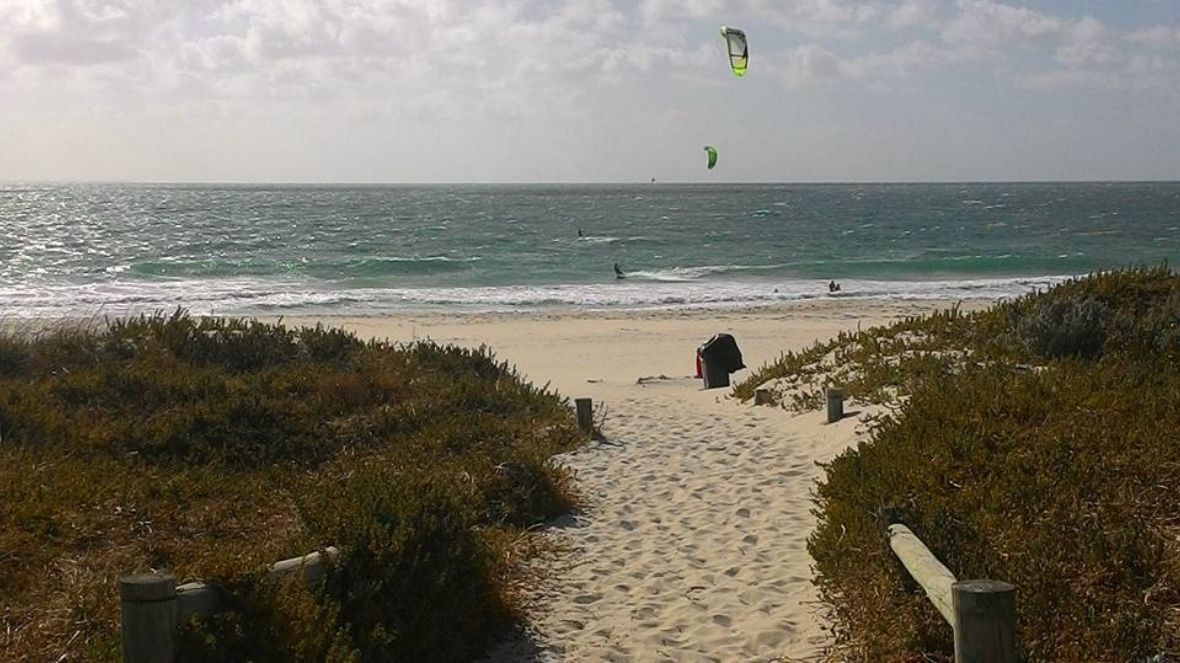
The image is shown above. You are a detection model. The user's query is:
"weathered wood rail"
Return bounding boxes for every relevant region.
[887,523,1016,663]
[120,547,338,663]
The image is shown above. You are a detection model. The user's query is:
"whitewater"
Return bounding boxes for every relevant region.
[1,182,1176,317]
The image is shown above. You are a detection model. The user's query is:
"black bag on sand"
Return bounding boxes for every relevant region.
[699,333,745,374]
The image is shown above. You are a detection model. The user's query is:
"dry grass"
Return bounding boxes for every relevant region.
[0,311,583,661]
[738,267,1180,661]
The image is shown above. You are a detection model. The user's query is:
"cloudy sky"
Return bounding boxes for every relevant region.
[2,0,1178,183]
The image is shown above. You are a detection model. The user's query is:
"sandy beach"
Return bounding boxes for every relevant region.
[276,299,977,661]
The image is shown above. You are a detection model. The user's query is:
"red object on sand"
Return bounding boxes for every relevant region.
[695,352,702,378]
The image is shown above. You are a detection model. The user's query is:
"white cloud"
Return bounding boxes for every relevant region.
[783,42,845,86]
[638,0,890,37]
[777,38,953,88]
[1129,24,1180,50]
[932,2,1161,90]
[886,0,941,30]
[1055,16,1120,68]
[942,0,1064,51]
[13,32,138,64]
[637,0,722,22]
[849,38,954,76]
[0,0,645,121]
[0,1,1169,101]
[0,0,62,30]
[3,0,1180,181]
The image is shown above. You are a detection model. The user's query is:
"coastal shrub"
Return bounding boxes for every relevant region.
[763,267,1180,661]
[810,361,1180,661]
[0,312,582,661]
[735,265,1180,410]
[300,467,500,660]
[732,302,1011,409]
[1012,295,1111,359]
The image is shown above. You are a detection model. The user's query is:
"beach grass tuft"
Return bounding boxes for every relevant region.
[0,311,581,661]
[738,266,1180,660]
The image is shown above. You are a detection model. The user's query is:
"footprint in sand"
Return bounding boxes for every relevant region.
[754,629,788,648]
[634,605,657,619]
[712,614,733,627]
[573,593,603,605]
[735,507,751,518]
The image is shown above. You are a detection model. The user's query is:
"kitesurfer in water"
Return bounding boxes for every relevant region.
[614,262,625,279]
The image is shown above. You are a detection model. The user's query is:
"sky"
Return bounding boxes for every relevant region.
[1,0,1178,183]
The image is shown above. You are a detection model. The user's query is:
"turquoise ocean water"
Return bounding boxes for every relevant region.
[1,182,1177,317]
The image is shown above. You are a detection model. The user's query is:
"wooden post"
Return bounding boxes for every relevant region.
[176,582,222,623]
[825,387,844,423]
[754,388,772,405]
[120,573,176,663]
[575,398,593,434]
[953,579,1017,663]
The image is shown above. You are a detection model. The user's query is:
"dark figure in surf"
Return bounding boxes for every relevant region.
[578,228,584,237]
[614,262,625,279]
[828,280,841,293]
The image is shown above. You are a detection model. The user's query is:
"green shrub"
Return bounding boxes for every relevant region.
[0,312,582,661]
[781,267,1180,661]
[810,362,1180,660]
[1013,296,1111,359]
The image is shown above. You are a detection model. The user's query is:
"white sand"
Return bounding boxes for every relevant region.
[280,299,973,662]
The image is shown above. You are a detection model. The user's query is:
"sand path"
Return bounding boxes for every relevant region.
[483,378,867,662]
[282,302,960,661]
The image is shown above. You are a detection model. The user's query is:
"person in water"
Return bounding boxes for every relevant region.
[614,262,625,279]
[578,228,584,237]
[828,280,842,293]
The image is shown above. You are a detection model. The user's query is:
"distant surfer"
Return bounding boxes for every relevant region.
[578,227,584,237]
[614,262,625,279]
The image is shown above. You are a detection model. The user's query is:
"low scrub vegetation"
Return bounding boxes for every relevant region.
[0,311,582,661]
[737,266,1180,660]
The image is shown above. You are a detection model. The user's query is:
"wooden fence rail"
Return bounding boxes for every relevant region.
[120,547,338,663]
[886,523,1017,663]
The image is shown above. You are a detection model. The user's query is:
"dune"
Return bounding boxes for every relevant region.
[278,299,977,661]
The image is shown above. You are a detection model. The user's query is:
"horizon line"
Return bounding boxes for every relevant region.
[3,178,1179,186]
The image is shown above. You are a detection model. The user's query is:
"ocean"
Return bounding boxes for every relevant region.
[1,182,1177,318]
